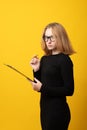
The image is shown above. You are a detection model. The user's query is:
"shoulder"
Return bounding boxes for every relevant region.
[40,55,46,60]
[40,55,46,63]
[59,53,73,66]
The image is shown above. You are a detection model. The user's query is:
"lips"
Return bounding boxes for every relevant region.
[47,44,53,47]
[47,45,53,50]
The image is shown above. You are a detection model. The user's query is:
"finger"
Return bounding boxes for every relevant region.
[32,55,38,59]
[34,77,39,82]
[30,55,39,64]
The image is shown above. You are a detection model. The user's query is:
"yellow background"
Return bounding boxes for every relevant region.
[0,0,87,130]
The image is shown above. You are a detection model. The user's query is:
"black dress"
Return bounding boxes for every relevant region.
[34,53,74,130]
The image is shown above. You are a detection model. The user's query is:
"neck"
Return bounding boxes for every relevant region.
[52,50,61,55]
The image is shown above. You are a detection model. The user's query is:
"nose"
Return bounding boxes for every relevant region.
[47,38,52,43]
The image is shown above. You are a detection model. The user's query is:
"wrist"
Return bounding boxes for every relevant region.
[33,68,39,72]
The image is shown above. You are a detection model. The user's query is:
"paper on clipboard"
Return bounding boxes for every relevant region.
[4,64,34,82]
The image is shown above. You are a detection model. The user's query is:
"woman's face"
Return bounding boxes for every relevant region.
[44,28,58,54]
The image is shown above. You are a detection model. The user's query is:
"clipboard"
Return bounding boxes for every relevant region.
[4,64,34,82]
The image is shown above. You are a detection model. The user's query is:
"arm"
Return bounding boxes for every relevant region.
[33,69,41,81]
[33,56,45,81]
[31,57,43,91]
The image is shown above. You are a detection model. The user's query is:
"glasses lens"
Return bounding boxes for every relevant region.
[43,35,55,42]
[50,36,55,42]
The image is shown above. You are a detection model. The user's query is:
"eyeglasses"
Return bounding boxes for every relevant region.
[43,35,56,42]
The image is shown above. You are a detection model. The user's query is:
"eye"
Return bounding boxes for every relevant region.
[43,35,56,42]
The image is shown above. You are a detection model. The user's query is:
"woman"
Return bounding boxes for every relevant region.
[30,22,75,130]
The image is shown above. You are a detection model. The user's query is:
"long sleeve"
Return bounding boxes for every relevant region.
[33,56,44,82]
[39,54,74,97]
[33,69,41,81]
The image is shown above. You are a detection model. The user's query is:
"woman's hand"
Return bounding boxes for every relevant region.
[31,78,42,92]
[30,55,40,72]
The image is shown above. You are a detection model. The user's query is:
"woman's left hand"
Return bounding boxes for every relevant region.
[31,78,42,92]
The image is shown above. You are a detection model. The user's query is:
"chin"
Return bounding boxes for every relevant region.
[47,47,53,50]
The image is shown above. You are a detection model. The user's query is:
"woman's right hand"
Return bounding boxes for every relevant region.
[30,55,40,72]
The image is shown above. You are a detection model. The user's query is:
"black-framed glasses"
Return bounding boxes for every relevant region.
[43,35,56,42]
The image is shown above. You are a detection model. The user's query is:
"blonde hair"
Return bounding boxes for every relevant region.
[41,22,75,55]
